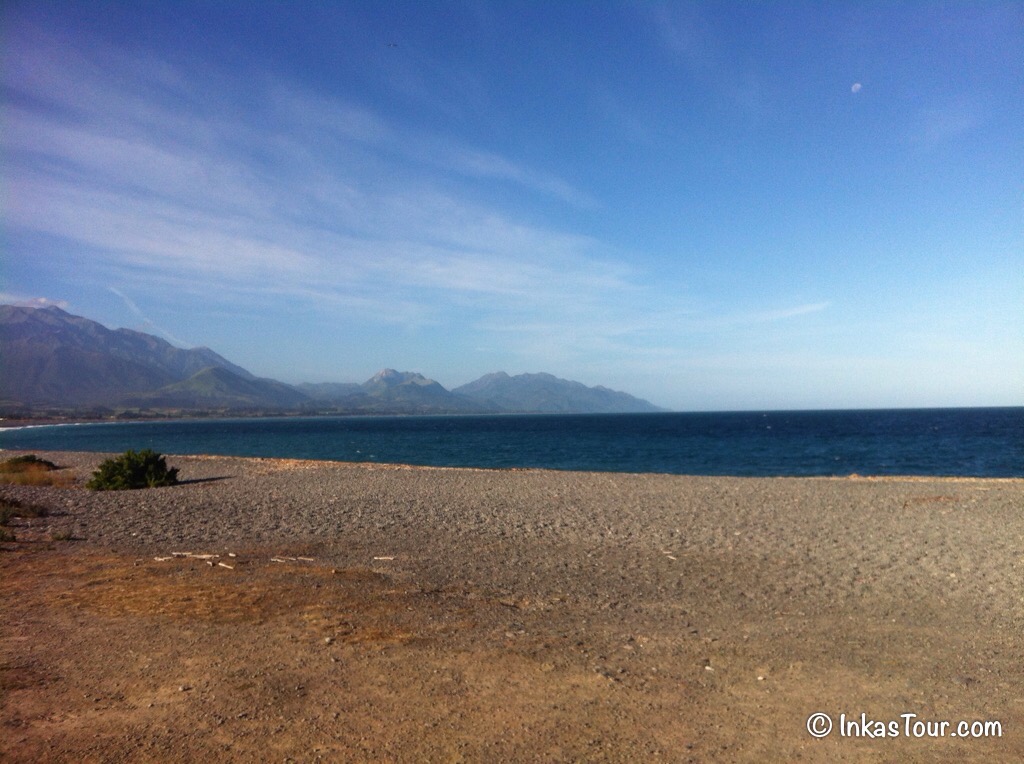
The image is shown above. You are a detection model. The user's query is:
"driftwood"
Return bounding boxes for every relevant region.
[170,552,219,560]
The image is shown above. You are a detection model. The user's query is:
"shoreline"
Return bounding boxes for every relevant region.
[3,447,1024,482]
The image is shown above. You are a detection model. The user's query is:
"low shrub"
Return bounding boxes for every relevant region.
[0,454,60,472]
[0,454,70,486]
[0,497,48,524]
[87,449,179,490]
[0,528,15,543]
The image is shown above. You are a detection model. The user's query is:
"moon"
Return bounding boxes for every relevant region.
[851,82,862,93]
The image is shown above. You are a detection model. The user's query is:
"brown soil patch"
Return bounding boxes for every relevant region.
[2,546,700,761]
[4,542,1022,763]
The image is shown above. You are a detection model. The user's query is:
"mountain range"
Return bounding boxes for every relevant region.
[0,305,664,415]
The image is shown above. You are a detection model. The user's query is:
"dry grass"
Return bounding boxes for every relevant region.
[0,497,49,525]
[0,455,75,487]
[0,468,75,487]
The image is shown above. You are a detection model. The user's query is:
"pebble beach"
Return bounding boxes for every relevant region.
[2,451,1023,761]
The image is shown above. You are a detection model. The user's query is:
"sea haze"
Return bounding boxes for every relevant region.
[2,408,1021,478]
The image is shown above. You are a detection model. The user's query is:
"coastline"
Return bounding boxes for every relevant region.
[4,446,1023,482]
[3,451,1022,760]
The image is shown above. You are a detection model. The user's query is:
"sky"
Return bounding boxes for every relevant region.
[1,1,1022,411]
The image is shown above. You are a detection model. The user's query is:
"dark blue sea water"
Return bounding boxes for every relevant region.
[0,409,1021,477]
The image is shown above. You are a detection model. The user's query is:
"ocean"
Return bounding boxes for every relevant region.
[1,408,1021,477]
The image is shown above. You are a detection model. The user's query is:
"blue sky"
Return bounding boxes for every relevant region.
[2,1,1021,410]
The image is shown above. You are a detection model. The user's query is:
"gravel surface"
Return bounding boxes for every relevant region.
[2,451,1023,761]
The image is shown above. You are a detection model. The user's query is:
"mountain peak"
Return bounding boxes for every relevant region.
[365,369,436,388]
[368,368,402,382]
[0,304,259,407]
[356,368,486,413]
[453,371,664,414]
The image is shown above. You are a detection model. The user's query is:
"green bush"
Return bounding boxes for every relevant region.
[87,449,179,491]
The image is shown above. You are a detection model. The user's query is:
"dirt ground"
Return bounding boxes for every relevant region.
[2,456,1022,762]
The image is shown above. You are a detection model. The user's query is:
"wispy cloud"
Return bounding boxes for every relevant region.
[648,1,710,63]
[744,302,831,323]
[3,28,613,330]
[0,294,69,309]
[266,87,597,207]
[438,145,598,208]
[472,300,831,375]
[107,287,190,346]
[1,18,832,391]
[911,99,982,149]
[642,1,767,115]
